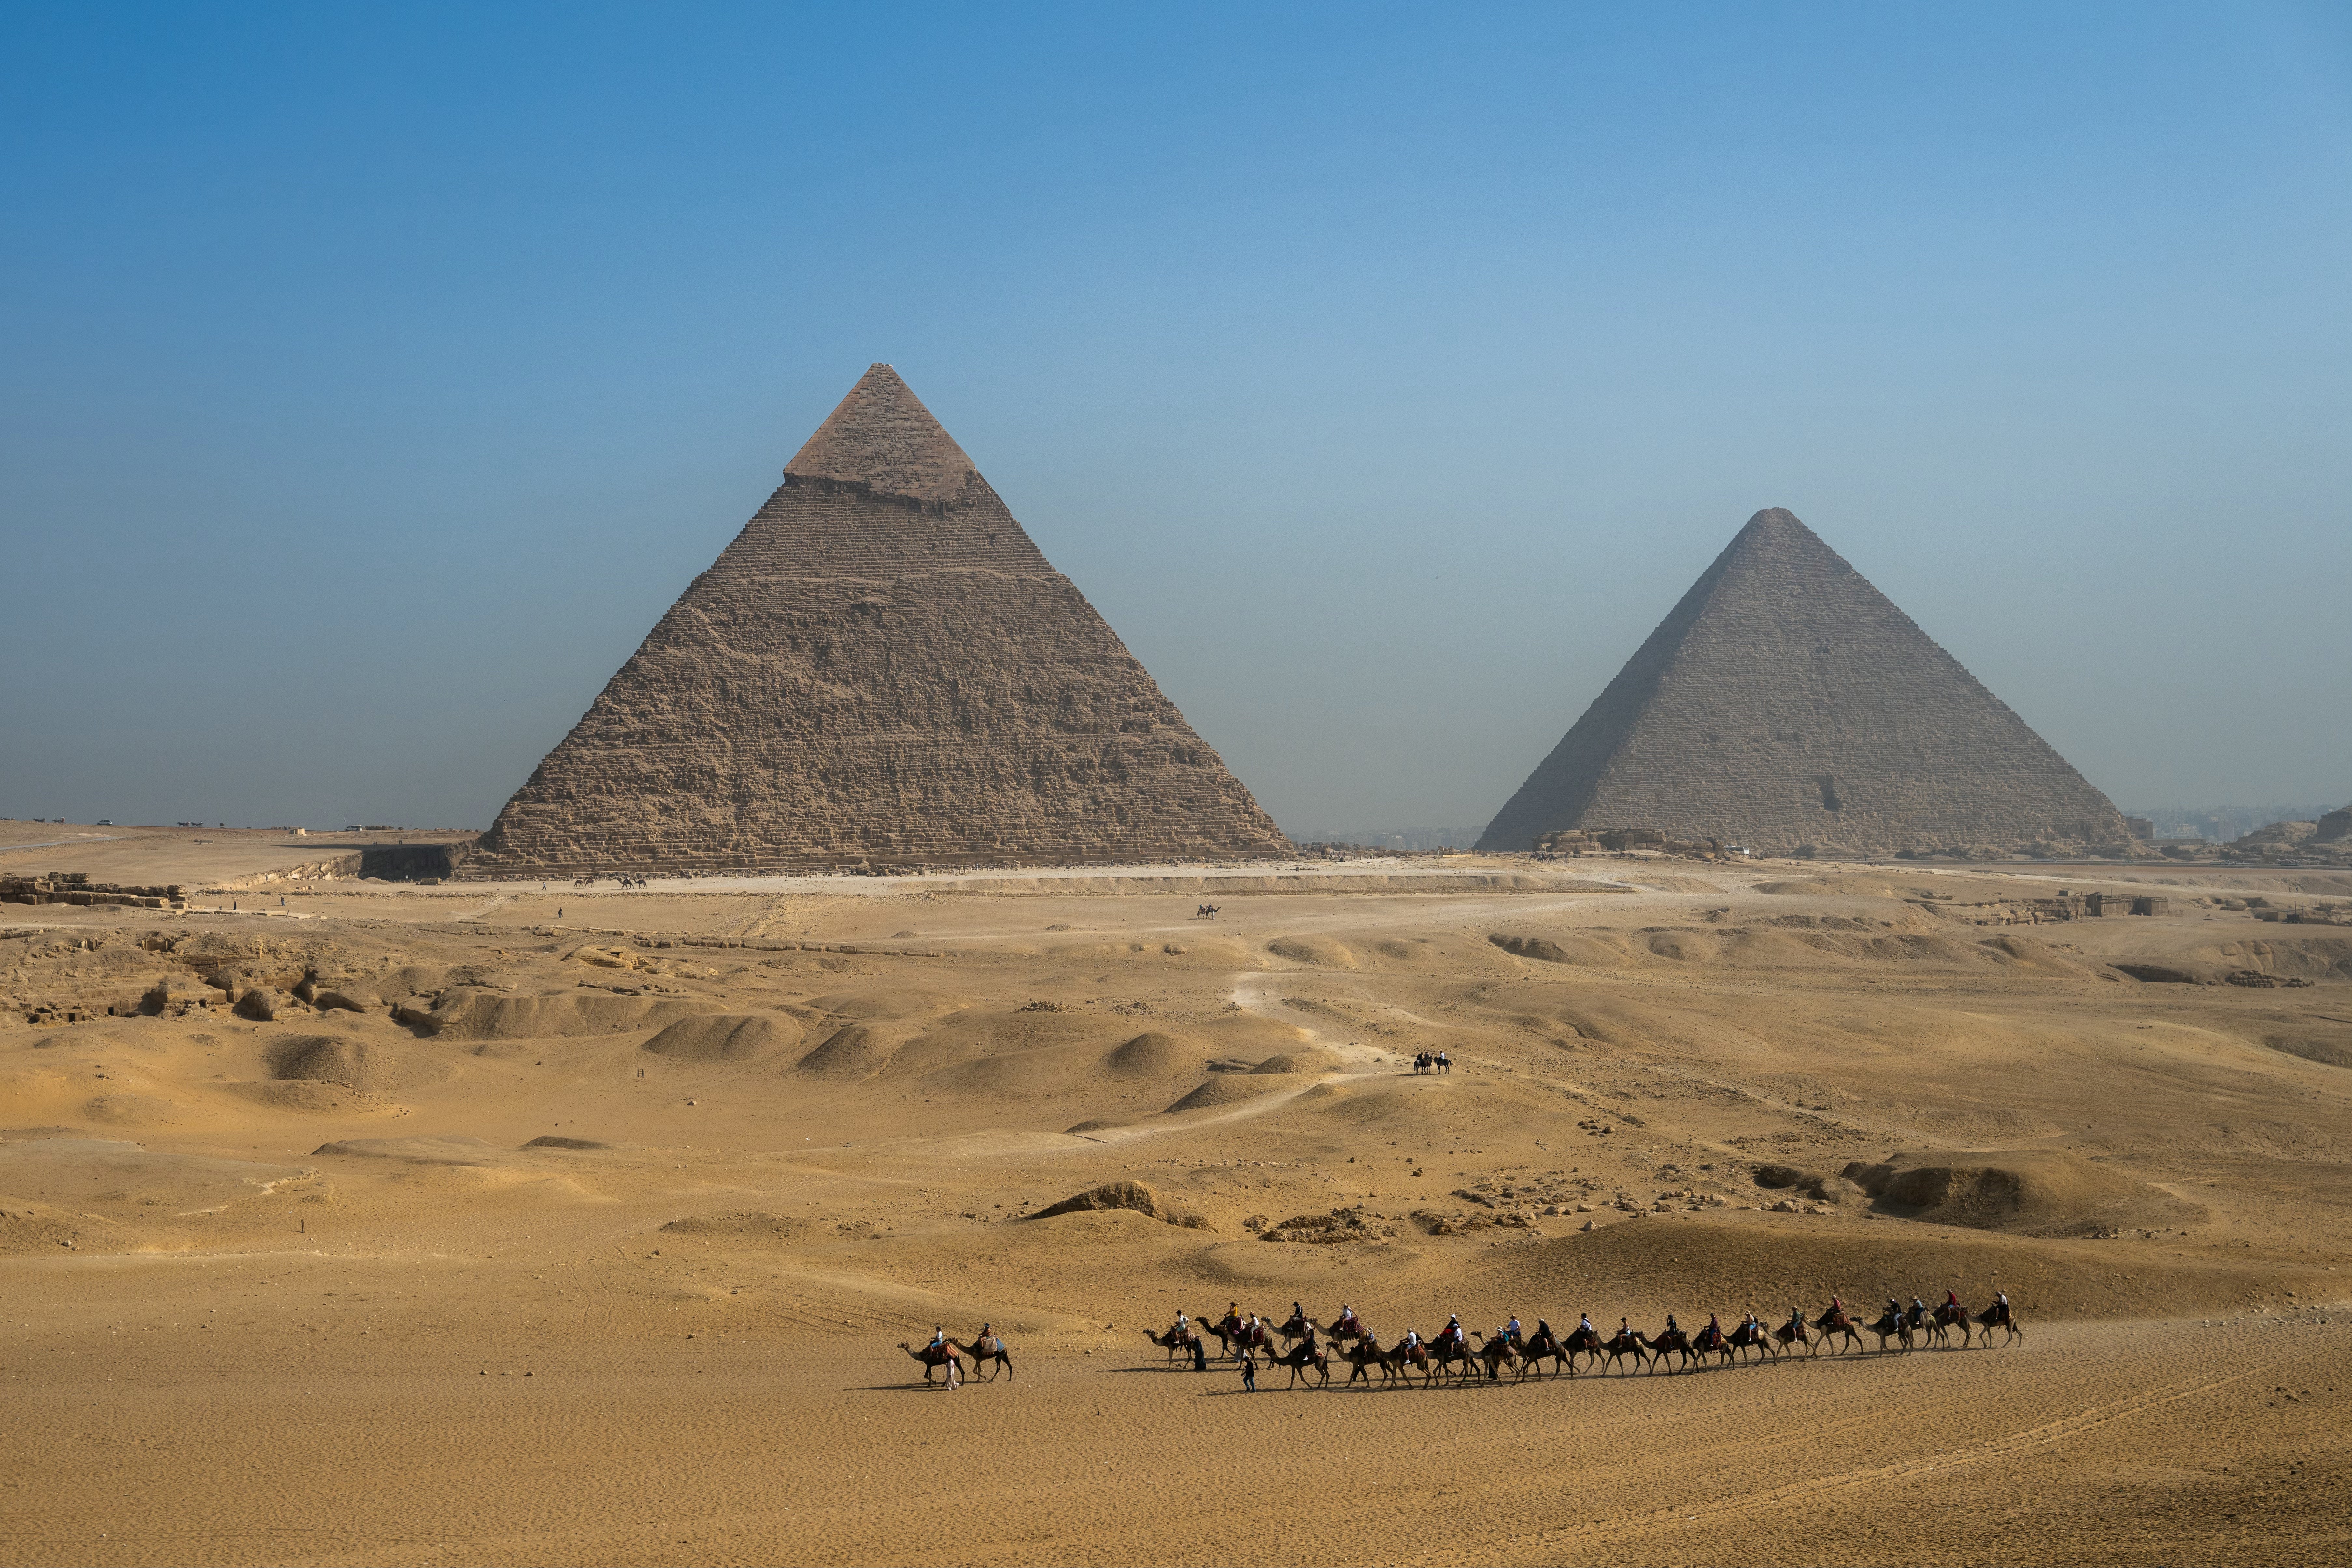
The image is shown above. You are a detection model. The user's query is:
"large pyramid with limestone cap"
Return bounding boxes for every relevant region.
[1477,508,2130,858]
[469,365,1290,874]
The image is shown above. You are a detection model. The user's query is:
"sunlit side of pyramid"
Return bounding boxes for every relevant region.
[471,365,1290,874]
[1478,508,2130,857]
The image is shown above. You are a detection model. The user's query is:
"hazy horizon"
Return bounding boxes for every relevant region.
[5,4,2347,834]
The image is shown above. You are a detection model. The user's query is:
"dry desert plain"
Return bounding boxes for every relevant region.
[3,826,2349,1566]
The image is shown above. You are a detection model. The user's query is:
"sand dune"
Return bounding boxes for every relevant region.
[1,850,2347,1563]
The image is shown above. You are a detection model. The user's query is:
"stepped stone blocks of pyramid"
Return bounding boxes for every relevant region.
[469,365,1290,875]
[1478,508,2131,858]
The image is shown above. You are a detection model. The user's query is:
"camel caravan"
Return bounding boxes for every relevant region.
[1138,1291,2021,1390]
[898,1324,1013,1390]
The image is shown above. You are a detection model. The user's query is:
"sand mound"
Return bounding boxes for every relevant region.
[265,1035,404,1092]
[1249,1048,1341,1075]
[1104,1031,1189,1076]
[2262,1029,2352,1068]
[310,1135,502,1165]
[1163,1073,1305,1113]
[1267,936,1357,969]
[405,989,712,1041]
[792,1023,903,1080]
[1031,1180,1206,1228]
[1489,933,1571,963]
[521,1135,612,1150]
[639,1013,801,1064]
[658,1210,809,1241]
[1843,1149,2201,1237]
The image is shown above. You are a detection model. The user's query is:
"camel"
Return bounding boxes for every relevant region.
[1229,1318,1278,1361]
[1975,1301,2024,1347]
[1693,1321,1735,1368]
[1470,1331,1521,1381]
[1642,1325,1697,1373]
[897,1340,967,1384]
[1561,1322,1606,1374]
[1773,1313,1813,1357]
[1812,1306,1863,1356]
[1272,1340,1331,1389]
[1929,1301,1974,1349]
[1340,1337,1400,1385]
[1600,1326,1651,1375]
[1144,1325,1201,1365]
[1323,1312,1371,1346]
[1515,1326,1571,1379]
[1866,1309,1913,1354]
[1425,1332,1481,1382]
[1726,1319,1775,1363]
[1274,1310,1321,1351]
[966,1330,1014,1380]
[1384,1335,1437,1387]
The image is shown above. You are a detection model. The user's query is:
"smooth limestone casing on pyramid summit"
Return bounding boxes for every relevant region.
[470,365,1290,875]
[1478,508,2131,858]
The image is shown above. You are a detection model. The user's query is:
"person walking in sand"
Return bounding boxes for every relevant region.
[1240,1348,1257,1392]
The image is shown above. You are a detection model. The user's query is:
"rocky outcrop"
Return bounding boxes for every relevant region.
[1479,509,2132,858]
[469,365,1289,876]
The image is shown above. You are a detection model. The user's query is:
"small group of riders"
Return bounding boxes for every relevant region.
[1172,1285,2016,1384]
[1410,1051,1452,1074]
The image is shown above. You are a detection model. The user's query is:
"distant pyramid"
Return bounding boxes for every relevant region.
[472,365,1290,874]
[1477,508,2129,857]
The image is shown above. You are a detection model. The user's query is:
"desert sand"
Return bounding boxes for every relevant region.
[3,828,2348,1565]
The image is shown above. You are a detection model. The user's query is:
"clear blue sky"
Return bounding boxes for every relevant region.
[4,2,2347,834]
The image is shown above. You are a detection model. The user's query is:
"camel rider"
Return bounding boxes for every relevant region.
[1619,1316,1632,1341]
[1946,1288,1961,1310]
[1580,1313,1594,1337]
[1290,1301,1306,1328]
[1665,1313,1679,1336]
[929,1326,946,1354]
[1506,1315,1523,1346]
[1445,1314,1464,1347]
[1535,1319,1553,1345]
[1994,1290,2010,1322]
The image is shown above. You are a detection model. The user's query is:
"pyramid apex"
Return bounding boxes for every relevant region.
[785,364,982,504]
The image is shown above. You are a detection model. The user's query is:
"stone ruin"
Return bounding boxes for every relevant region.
[1,873,184,911]
[1479,509,2134,859]
[468,365,1290,877]
[1533,826,1740,860]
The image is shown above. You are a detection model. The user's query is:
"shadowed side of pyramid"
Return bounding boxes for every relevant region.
[1477,509,2129,858]
[470,365,1290,874]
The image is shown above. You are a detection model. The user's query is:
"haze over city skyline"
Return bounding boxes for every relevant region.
[4,4,2347,835]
